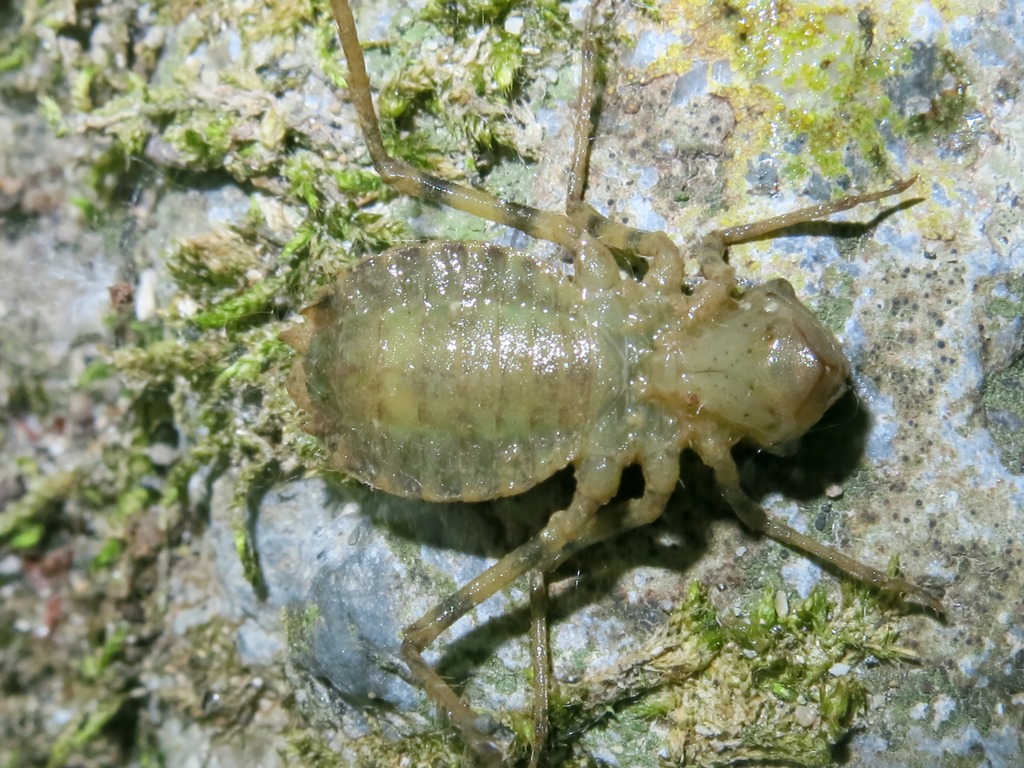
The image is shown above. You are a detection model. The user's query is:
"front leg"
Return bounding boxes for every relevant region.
[699,445,944,614]
[687,178,919,319]
[713,177,918,246]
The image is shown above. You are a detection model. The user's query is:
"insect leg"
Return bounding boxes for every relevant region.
[557,1,689,292]
[329,0,619,285]
[401,450,678,761]
[564,138,917,289]
[536,452,678,559]
[565,0,601,206]
[686,177,918,317]
[401,494,603,764]
[569,203,687,291]
[527,569,549,768]
[519,7,609,757]
[713,176,918,246]
[700,447,944,614]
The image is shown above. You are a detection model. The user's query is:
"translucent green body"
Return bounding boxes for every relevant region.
[286,240,645,501]
[284,237,852,506]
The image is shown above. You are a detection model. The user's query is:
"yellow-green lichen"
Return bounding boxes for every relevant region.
[815,265,857,332]
[982,357,1024,475]
[652,0,976,191]
[984,275,1024,320]
[727,1,906,179]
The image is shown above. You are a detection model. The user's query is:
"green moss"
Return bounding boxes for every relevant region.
[283,604,321,653]
[71,65,97,112]
[234,508,267,595]
[0,467,80,548]
[422,0,524,28]
[165,109,239,168]
[283,152,325,213]
[47,695,128,768]
[90,538,127,571]
[38,95,68,136]
[365,0,574,173]
[286,727,464,768]
[245,0,321,41]
[191,276,287,331]
[0,43,28,73]
[283,730,346,768]
[167,230,261,297]
[335,168,384,195]
[488,33,523,94]
[3,0,387,760]
[81,625,130,681]
[530,581,916,767]
[314,17,348,89]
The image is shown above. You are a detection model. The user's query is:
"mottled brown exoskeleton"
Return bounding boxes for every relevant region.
[281,0,943,764]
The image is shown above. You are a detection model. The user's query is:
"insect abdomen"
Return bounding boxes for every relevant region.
[287,241,622,501]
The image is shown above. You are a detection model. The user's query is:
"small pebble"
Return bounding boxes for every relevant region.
[794,704,818,727]
[828,662,851,677]
[774,589,789,618]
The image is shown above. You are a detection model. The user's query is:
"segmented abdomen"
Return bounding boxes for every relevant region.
[286,241,622,501]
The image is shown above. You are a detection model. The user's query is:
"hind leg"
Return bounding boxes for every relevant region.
[401,493,603,765]
[401,450,679,764]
